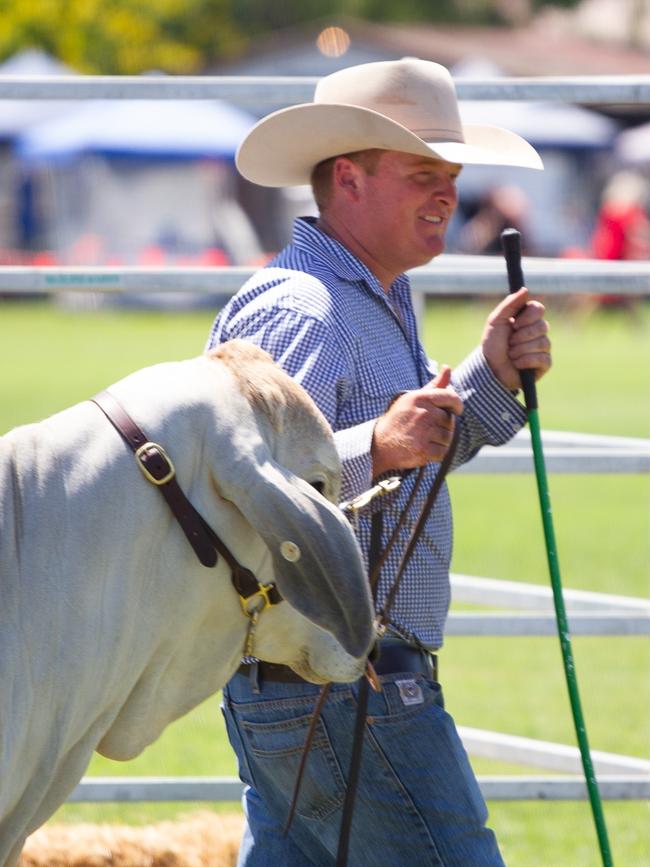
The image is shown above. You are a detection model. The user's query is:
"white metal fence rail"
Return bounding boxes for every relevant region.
[68,775,650,804]
[2,74,650,103]
[1,257,649,295]
[2,72,648,805]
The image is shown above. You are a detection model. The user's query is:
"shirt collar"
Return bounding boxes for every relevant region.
[292,216,410,299]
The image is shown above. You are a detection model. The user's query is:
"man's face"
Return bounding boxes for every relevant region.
[352,150,461,280]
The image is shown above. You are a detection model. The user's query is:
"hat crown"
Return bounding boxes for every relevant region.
[314,58,464,143]
[235,57,542,187]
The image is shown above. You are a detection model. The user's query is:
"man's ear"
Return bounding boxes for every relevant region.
[333,156,362,201]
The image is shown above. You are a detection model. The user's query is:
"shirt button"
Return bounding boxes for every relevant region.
[501,411,512,421]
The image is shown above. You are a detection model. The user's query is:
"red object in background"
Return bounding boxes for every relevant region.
[199,247,229,266]
[31,250,58,265]
[0,248,59,265]
[139,246,230,266]
[591,202,650,261]
[138,244,166,266]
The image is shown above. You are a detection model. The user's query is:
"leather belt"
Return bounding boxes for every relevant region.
[237,641,438,684]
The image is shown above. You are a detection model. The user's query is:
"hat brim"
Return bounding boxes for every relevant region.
[236,102,543,187]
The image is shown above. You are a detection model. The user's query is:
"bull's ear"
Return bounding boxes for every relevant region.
[215,457,373,661]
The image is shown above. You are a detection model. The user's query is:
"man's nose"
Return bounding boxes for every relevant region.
[432,177,458,209]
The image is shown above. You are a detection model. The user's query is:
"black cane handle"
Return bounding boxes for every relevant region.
[500,228,538,411]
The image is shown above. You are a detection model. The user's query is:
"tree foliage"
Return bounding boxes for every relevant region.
[0,0,244,74]
[0,0,583,75]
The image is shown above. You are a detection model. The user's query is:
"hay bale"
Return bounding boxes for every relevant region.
[18,810,243,867]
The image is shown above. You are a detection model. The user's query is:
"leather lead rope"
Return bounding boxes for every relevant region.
[334,426,459,867]
[284,428,460,861]
[335,674,371,866]
[376,426,459,631]
[368,467,425,598]
[282,682,332,835]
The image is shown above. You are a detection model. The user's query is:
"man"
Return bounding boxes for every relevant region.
[207,58,551,866]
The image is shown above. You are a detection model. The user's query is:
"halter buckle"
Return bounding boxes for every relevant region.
[135,442,176,486]
[239,582,276,618]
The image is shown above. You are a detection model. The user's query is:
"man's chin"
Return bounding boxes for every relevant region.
[413,238,446,265]
[424,238,447,260]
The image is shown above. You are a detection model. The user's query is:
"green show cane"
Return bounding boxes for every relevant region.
[500,228,613,867]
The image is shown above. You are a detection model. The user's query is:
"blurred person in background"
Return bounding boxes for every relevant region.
[592,170,650,262]
[586,170,650,320]
[456,184,535,255]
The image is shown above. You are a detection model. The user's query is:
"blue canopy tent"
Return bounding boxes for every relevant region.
[15,98,256,162]
[458,99,619,151]
[12,97,261,273]
[0,50,81,249]
[2,61,258,256]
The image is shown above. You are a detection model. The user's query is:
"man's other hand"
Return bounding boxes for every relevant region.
[371,365,463,476]
[482,288,552,391]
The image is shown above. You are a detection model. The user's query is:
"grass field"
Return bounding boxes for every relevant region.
[2,296,649,865]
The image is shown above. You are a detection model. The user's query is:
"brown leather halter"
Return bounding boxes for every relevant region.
[90,390,283,633]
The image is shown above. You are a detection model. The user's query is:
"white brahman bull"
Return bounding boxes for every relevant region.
[0,341,374,866]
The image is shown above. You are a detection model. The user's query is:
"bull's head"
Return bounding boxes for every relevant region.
[204,343,375,680]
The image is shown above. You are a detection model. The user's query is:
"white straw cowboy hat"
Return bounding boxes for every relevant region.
[236,57,543,187]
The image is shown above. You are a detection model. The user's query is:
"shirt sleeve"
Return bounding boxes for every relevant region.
[450,346,527,469]
[334,420,376,501]
[211,304,376,501]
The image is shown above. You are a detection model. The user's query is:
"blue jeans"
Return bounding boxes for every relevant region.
[221,666,504,866]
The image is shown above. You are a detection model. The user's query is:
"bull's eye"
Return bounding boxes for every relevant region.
[310,480,326,496]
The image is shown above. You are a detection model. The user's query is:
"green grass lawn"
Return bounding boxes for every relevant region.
[2,297,649,865]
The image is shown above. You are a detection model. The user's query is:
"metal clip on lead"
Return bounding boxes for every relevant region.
[340,476,401,513]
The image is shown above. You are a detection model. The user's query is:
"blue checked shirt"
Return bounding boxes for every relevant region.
[206,217,526,648]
